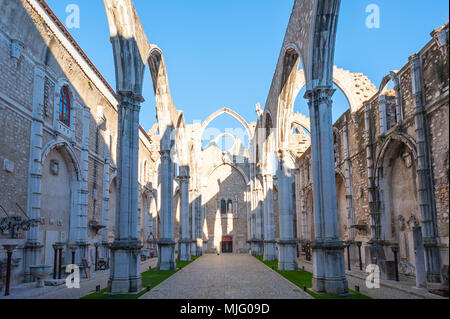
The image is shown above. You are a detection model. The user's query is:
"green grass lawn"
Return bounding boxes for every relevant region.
[254,256,371,299]
[81,256,199,299]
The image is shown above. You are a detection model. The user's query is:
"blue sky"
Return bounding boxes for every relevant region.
[46,0,449,140]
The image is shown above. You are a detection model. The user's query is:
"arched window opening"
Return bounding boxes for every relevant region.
[59,85,71,126]
[306,162,310,184]
[281,49,299,90]
[265,115,272,140]
[333,130,341,164]
[379,79,400,131]
[256,144,260,167]
[220,199,227,215]
[227,199,233,214]
[143,161,148,184]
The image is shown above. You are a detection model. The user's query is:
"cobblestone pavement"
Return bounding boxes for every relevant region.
[141,254,313,299]
[0,258,157,299]
[297,258,445,299]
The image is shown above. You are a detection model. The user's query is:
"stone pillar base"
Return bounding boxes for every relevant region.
[194,239,203,256]
[108,276,142,295]
[250,240,256,255]
[277,240,298,271]
[76,242,91,278]
[250,239,258,256]
[108,241,142,294]
[425,243,442,283]
[312,240,348,295]
[312,277,349,295]
[201,240,208,255]
[178,239,191,262]
[364,241,386,266]
[190,241,197,256]
[157,239,176,270]
[427,273,442,283]
[108,278,142,295]
[263,240,277,261]
[250,240,262,256]
[23,241,43,282]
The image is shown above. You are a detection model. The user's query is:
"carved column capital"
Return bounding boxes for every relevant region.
[178,175,190,182]
[118,93,143,112]
[118,90,145,102]
[159,149,171,159]
[304,87,335,106]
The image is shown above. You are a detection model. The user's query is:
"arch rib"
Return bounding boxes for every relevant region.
[201,107,252,139]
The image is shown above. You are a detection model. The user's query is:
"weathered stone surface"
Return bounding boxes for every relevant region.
[141,254,312,299]
[0,0,156,287]
[296,23,449,285]
[0,0,447,298]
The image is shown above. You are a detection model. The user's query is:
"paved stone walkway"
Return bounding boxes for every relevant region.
[141,254,312,299]
[0,258,157,299]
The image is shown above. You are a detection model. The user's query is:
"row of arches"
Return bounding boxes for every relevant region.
[297,116,428,272]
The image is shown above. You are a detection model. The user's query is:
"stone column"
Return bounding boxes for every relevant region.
[246,184,251,251]
[190,189,197,256]
[157,149,176,270]
[364,102,385,265]
[24,65,46,281]
[378,95,388,134]
[306,88,347,294]
[137,207,141,243]
[254,186,264,255]
[101,137,111,258]
[199,186,206,255]
[178,166,191,261]
[276,149,298,271]
[391,74,403,125]
[342,117,357,266]
[294,168,301,241]
[250,183,258,255]
[263,174,277,261]
[108,94,142,294]
[248,163,255,252]
[74,107,91,265]
[195,194,202,256]
[410,54,441,283]
[342,117,355,241]
[413,226,427,288]
[298,166,306,241]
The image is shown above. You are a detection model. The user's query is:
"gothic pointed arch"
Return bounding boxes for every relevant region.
[201,107,252,140]
[147,45,183,149]
[41,138,81,181]
[374,133,418,183]
[290,112,311,133]
[104,0,149,96]
[207,162,250,186]
[292,67,377,115]
[263,112,275,173]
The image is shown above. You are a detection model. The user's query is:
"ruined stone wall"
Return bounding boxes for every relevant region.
[200,144,250,254]
[0,0,156,282]
[0,0,36,230]
[296,24,449,270]
[421,39,449,241]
